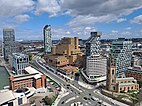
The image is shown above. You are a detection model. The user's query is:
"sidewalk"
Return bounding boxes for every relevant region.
[78,81,94,89]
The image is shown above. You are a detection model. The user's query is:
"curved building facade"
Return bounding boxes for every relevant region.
[43,25,52,53]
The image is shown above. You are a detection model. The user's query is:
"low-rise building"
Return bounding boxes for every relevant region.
[45,54,69,67]
[116,77,139,92]
[126,66,142,81]
[10,53,29,74]
[60,66,79,75]
[10,66,46,91]
[45,37,84,67]
[0,87,35,106]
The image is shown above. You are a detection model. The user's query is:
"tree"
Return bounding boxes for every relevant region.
[42,96,56,105]
[29,54,32,61]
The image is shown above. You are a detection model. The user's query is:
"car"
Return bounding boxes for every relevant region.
[61,101,64,104]
[91,97,95,101]
[98,101,101,104]
[67,87,69,89]
[66,84,70,86]
[83,97,88,100]
[89,93,91,96]
[88,98,91,101]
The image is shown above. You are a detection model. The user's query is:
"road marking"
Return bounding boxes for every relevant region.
[70,84,82,93]
[65,97,76,104]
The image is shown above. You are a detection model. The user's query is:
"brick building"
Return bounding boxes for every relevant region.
[10,66,46,91]
[126,66,142,81]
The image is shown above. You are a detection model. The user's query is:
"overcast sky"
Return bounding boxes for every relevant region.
[0,0,142,40]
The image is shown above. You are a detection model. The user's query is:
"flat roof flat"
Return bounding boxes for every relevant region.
[0,91,15,105]
[25,66,42,75]
[119,82,138,86]
[116,77,135,81]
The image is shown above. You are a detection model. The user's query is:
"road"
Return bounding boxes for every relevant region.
[32,55,128,106]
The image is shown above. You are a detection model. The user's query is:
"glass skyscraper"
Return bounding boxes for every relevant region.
[111,41,132,77]
[3,28,16,60]
[43,25,52,53]
[86,32,101,56]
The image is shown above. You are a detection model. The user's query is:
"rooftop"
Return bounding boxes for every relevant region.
[61,66,78,71]
[128,66,142,72]
[12,53,28,58]
[116,77,135,81]
[0,91,15,105]
[25,66,42,75]
[12,66,43,81]
[119,82,138,86]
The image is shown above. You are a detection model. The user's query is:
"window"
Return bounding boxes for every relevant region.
[112,69,114,75]
[113,86,115,90]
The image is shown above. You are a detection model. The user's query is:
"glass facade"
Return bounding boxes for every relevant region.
[43,25,52,53]
[111,41,132,77]
[3,28,16,60]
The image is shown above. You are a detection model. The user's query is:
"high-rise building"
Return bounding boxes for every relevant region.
[43,25,52,53]
[86,55,107,82]
[111,41,132,77]
[10,53,29,74]
[86,32,101,56]
[83,32,107,83]
[3,28,16,60]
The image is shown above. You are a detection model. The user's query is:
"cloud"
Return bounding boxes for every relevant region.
[131,15,142,24]
[67,14,117,27]
[51,26,96,40]
[14,14,30,23]
[63,0,142,28]
[117,18,127,23]
[0,0,34,18]
[62,0,142,16]
[125,27,131,30]
[111,30,118,33]
[121,31,132,36]
[35,0,62,17]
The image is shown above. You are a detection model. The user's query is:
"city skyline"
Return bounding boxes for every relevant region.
[0,0,142,40]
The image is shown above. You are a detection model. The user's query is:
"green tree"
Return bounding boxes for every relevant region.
[29,54,32,61]
[42,96,56,105]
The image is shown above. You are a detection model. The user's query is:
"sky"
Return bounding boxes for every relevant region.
[0,0,142,40]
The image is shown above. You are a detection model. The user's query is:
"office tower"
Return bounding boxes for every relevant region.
[10,53,29,74]
[111,41,132,77]
[86,32,101,56]
[86,55,107,82]
[43,25,52,53]
[3,28,16,60]
[84,32,107,83]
